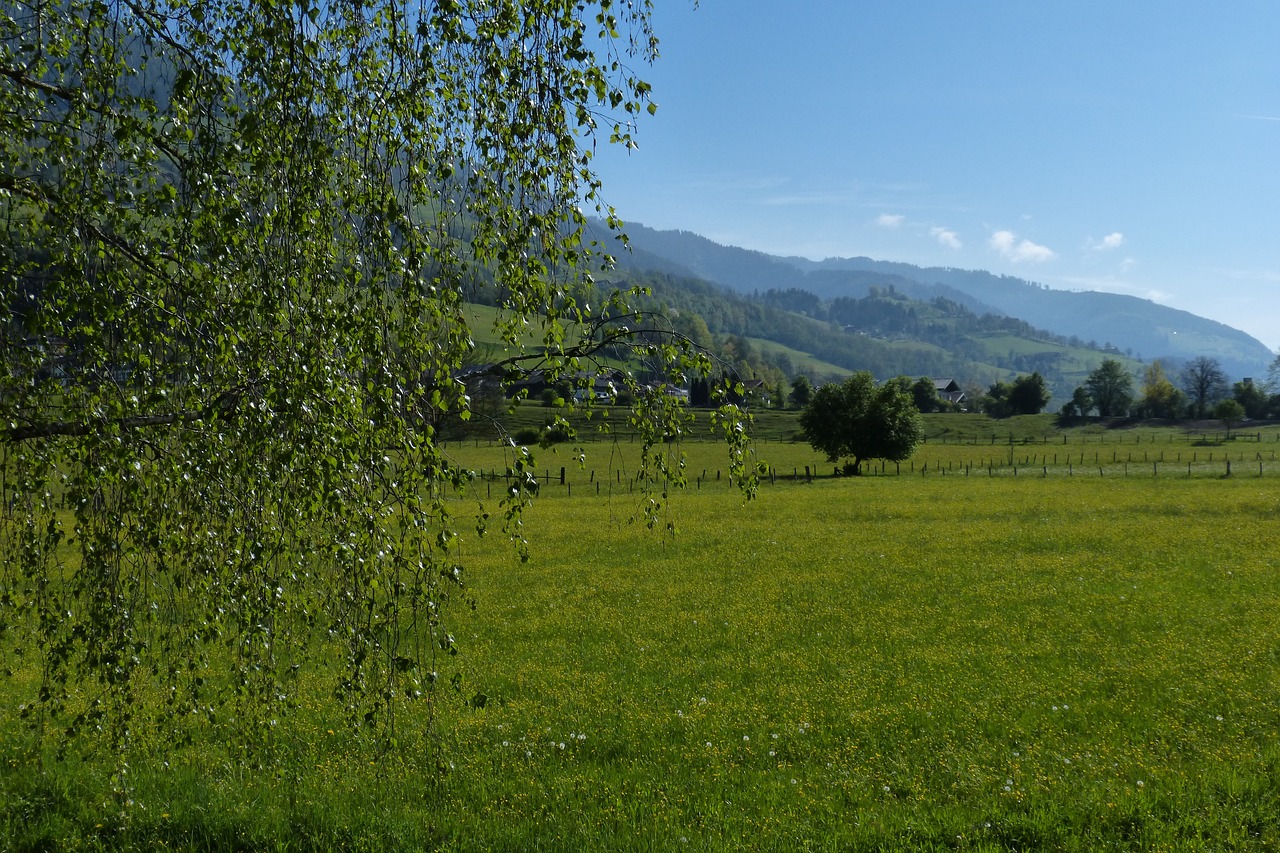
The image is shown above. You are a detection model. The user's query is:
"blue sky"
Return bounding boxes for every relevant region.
[590,1,1280,351]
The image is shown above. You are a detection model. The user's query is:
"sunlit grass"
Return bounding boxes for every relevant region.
[5,435,1280,850]
[428,476,1280,849]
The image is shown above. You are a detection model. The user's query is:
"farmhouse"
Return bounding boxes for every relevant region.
[933,378,965,406]
[741,378,769,407]
[573,372,622,403]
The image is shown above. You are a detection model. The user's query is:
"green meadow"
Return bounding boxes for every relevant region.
[6,421,1280,850]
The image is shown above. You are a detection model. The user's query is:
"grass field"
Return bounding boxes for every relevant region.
[452,411,1280,487]
[5,421,1280,850]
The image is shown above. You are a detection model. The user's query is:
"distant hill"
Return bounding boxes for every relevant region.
[603,222,1274,380]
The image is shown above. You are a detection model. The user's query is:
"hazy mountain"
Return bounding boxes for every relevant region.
[606,222,1273,380]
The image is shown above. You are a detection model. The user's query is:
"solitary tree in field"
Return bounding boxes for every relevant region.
[799,372,923,475]
[1084,359,1134,417]
[1,0,751,758]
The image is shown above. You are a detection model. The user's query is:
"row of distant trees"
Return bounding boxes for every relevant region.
[962,353,1280,422]
[795,354,1280,478]
[1059,355,1280,422]
[697,350,1280,429]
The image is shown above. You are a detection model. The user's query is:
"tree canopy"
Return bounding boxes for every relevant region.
[1214,399,1246,436]
[1084,359,1134,418]
[910,376,944,413]
[1137,361,1184,419]
[1181,356,1229,419]
[982,372,1051,417]
[1,0,752,758]
[788,375,814,409]
[798,373,922,475]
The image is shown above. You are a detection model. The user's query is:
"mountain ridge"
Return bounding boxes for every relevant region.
[603,221,1273,380]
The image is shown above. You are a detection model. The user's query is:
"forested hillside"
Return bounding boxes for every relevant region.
[602,221,1274,380]
[593,267,1143,403]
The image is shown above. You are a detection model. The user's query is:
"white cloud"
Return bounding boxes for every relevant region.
[930,226,962,250]
[1088,232,1125,251]
[876,213,905,228]
[989,230,1056,263]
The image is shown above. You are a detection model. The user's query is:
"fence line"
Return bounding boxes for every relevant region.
[923,431,1277,446]
[466,456,1276,500]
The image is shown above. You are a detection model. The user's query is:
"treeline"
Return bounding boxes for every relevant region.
[1058,356,1280,422]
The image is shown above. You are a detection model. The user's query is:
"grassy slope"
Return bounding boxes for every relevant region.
[743,336,853,382]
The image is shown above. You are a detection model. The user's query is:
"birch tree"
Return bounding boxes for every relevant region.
[1,0,748,758]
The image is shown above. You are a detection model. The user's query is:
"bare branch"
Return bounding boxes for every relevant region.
[4,388,240,444]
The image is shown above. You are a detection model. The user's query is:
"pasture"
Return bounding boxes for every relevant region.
[5,422,1280,850]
